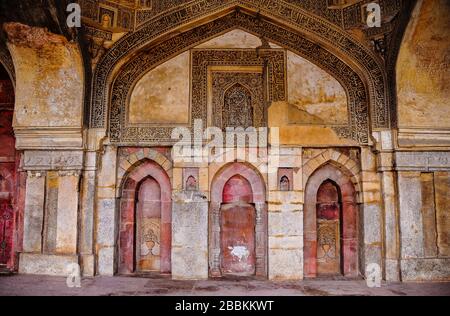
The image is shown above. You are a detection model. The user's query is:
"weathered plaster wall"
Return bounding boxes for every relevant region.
[5,23,83,128]
[127,29,352,147]
[269,101,357,146]
[4,23,84,149]
[128,30,283,127]
[129,51,190,125]
[392,0,450,281]
[196,29,280,49]
[269,50,352,146]
[287,51,348,126]
[397,0,450,129]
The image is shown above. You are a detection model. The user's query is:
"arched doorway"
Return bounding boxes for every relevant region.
[209,163,267,278]
[118,160,171,275]
[304,164,359,278]
[0,63,18,270]
[316,180,342,275]
[220,175,256,276]
[135,176,162,272]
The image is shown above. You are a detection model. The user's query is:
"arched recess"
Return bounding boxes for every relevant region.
[0,60,20,270]
[304,163,359,278]
[0,45,15,87]
[0,168,14,266]
[91,3,389,138]
[209,162,267,278]
[118,159,172,275]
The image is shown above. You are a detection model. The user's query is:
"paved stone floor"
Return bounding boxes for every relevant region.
[0,274,449,296]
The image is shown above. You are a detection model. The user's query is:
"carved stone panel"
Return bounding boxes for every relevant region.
[193,49,286,130]
[212,72,265,129]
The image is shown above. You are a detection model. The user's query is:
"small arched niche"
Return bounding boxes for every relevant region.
[220,175,256,276]
[304,164,359,278]
[135,176,162,272]
[118,160,172,275]
[316,180,342,276]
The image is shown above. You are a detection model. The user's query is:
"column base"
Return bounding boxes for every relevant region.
[385,258,400,282]
[400,258,450,281]
[80,254,95,277]
[18,253,78,276]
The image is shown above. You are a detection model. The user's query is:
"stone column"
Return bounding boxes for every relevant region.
[360,147,383,277]
[95,145,118,276]
[268,147,303,280]
[19,151,83,276]
[79,158,96,276]
[172,190,209,280]
[55,171,80,254]
[380,169,400,281]
[22,171,46,253]
[395,151,450,281]
[434,172,450,257]
[376,131,400,281]
[208,202,221,277]
[78,130,104,277]
[5,23,85,276]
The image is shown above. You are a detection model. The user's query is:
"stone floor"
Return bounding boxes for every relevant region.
[0,274,449,296]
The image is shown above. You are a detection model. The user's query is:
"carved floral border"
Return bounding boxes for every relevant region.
[108,12,369,144]
[92,0,386,133]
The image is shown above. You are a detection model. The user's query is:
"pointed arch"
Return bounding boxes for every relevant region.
[90,2,389,139]
[303,148,361,196]
[0,45,15,86]
[117,159,172,275]
[209,162,267,277]
[304,163,359,278]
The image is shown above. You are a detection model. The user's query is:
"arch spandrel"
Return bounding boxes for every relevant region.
[91,0,389,135]
[106,11,371,144]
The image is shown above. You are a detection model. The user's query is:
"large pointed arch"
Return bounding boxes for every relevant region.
[103,10,375,144]
[118,159,172,275]
[90,1,389,134]
[0,45,15,87]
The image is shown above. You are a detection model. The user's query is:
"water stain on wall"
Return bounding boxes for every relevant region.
[129,51,190,125]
